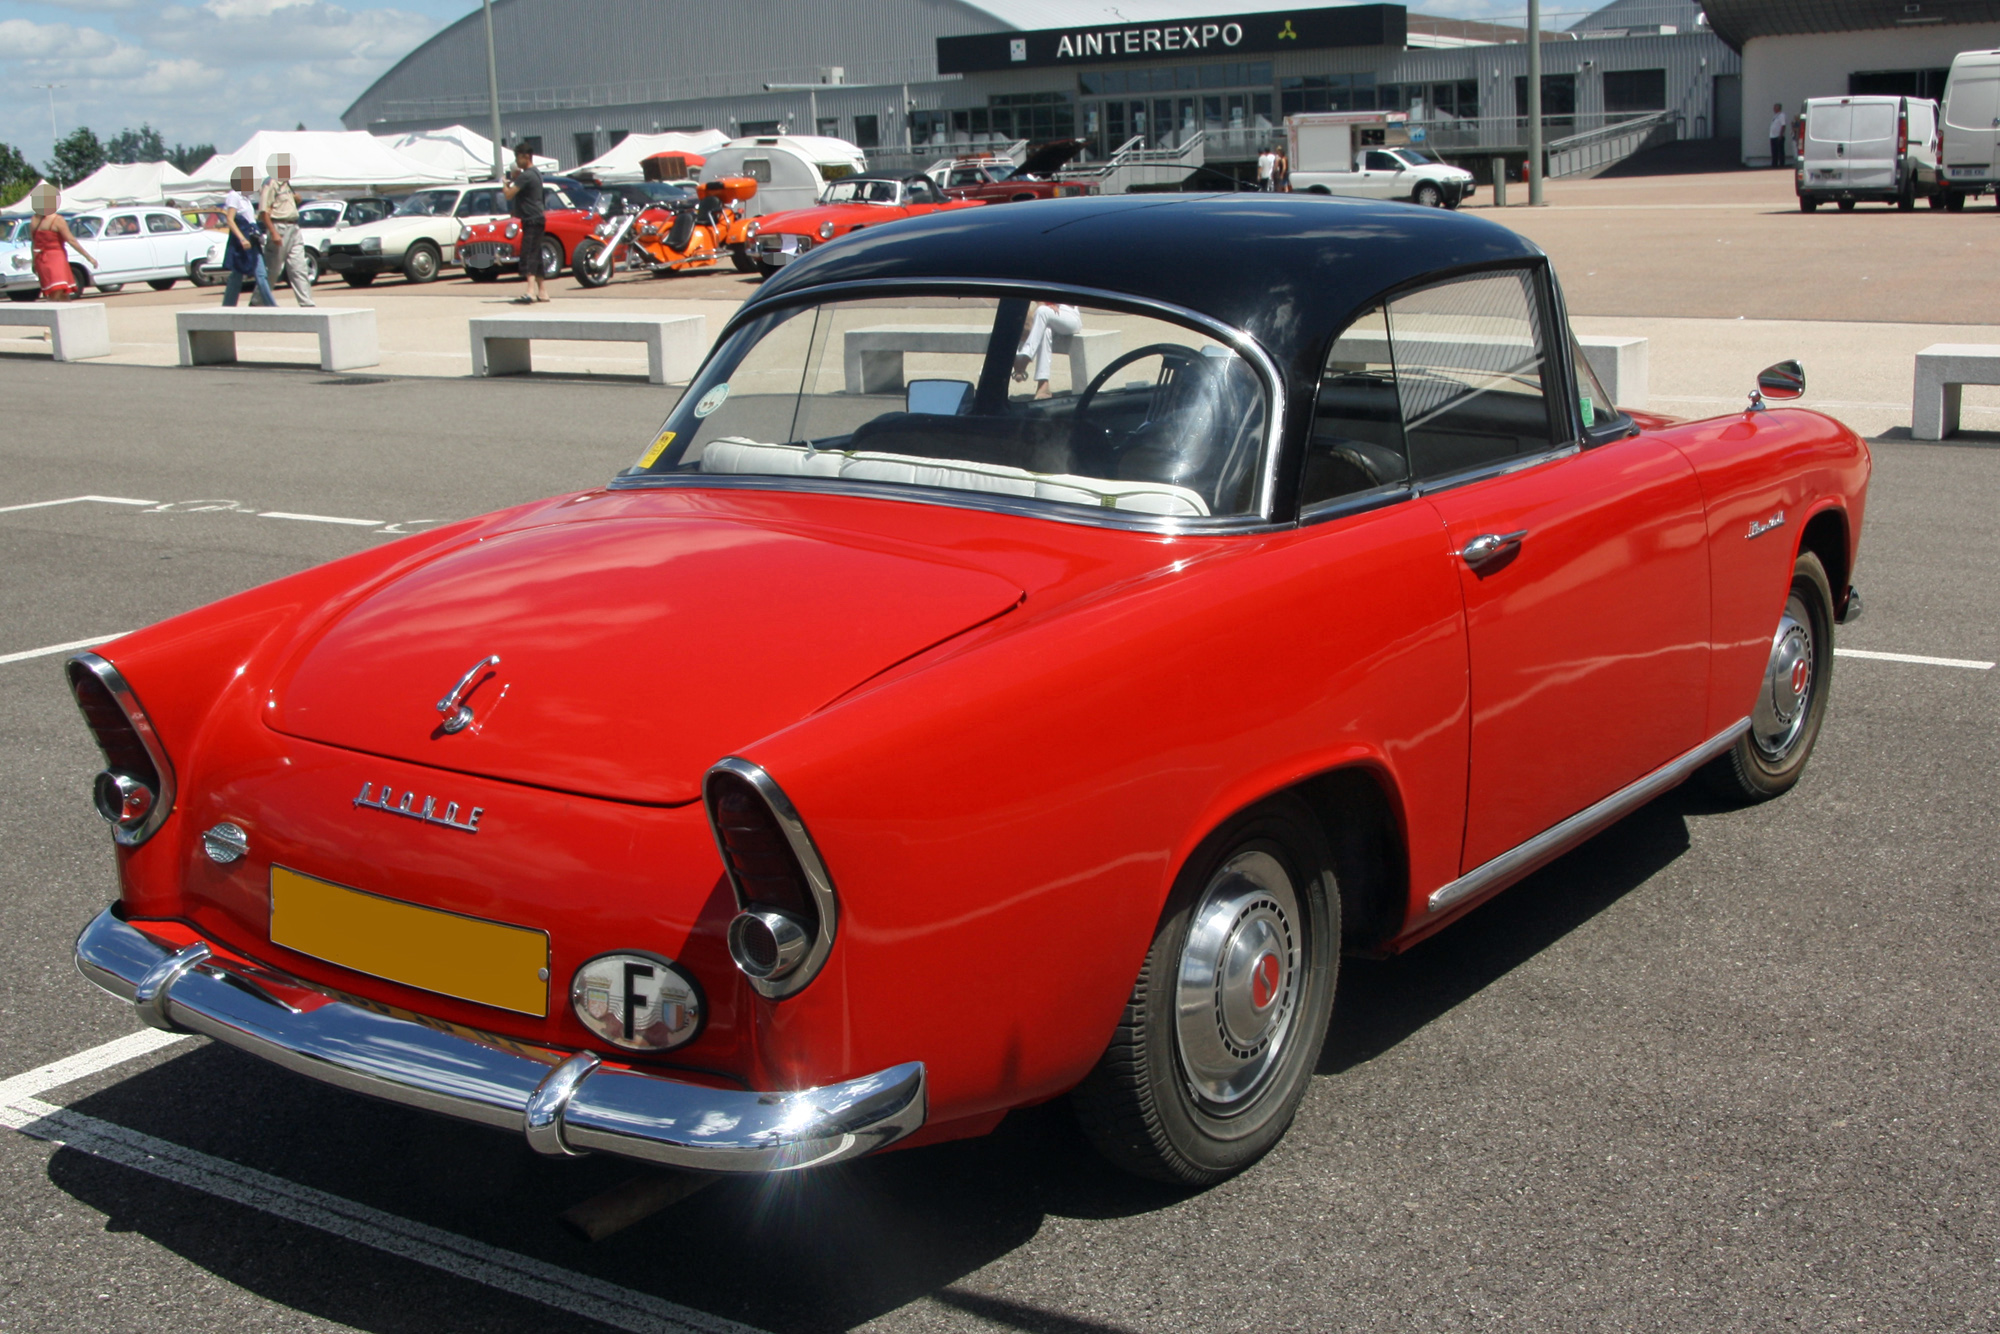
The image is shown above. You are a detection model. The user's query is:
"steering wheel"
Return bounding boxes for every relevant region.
[1070,343,1208,468]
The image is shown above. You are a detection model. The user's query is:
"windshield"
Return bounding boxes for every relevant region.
[298,207,342,229]
[69,216,103,238]
[629,293,1270,521]
[393,190,460,217]
[821,178,900,205]
[3,218,30,243]
[1392,149,1438,167]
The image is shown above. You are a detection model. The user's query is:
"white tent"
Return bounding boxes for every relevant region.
[573,130,730,183]
[179,130,460,196]
[375,125,557,181]
[1,161,195,216]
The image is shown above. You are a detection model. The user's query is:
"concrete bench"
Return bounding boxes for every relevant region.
[1330,330,1649,410]
[469,313,706,385]
[842,324,1123,395]
[176,308,377,372]
[0,303,111,362]
[1913,343,2000,440]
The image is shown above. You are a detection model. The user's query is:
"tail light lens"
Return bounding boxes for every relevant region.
[704,759,837,998]
[1898,111,1908,158]
[67,653,175,846]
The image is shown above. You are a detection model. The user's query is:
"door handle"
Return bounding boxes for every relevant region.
[1460,530,1526,567]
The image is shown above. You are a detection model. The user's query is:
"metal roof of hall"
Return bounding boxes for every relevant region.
[959,0,1381,27]
[1703,0,2000,50]
[744,192,1542,379]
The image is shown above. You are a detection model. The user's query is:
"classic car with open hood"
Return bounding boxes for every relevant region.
[70,193,1868,1185]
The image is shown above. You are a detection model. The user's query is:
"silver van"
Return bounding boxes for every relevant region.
[1796,95,1939,211]
[1939,49,2000,210]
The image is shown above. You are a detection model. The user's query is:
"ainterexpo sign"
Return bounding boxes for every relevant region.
[936,5,1407,74]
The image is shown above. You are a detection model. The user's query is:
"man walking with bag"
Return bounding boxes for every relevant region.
[260,154,316,307]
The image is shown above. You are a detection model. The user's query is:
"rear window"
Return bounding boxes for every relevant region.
[1946,77,2000,131]
[630,292,1272,521]
[298,207,342,229]
[1850,104,1897,143]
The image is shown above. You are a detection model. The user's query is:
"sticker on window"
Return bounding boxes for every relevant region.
[638,429,676,468]
[1580,395,1595,428]
[692,384,729,417]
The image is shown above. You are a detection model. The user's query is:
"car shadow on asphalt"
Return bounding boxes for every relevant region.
[1321,784,1705,1077]
[40,789,1715,1334]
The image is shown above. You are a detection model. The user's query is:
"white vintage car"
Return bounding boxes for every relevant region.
[4,206,215,298]
[319,184,512,286]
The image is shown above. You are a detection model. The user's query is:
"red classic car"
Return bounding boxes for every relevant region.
[745,171,981,274]
[937,138,1099,203]
[455,178,610,282]
[70,195,1867,1187]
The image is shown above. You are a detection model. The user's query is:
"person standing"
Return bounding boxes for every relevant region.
[27,181,95,302]
[221,165,275,307]
[503,142,548,303]
[1256,144,1277,192]
[1274,146,1291,193]
[1769,104,1790,170]
[259,154,315,306]
[1013,300,1083,400]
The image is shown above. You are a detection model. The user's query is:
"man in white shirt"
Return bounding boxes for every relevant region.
[1257,147,1277,191]
[1770,104,1790,169]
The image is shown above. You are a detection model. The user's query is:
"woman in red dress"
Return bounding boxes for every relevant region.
[27,181,95,302]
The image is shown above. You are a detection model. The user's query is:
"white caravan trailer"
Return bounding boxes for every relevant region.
[701,136,868,217]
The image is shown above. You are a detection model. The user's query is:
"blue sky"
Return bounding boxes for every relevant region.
[1,0,1554,167]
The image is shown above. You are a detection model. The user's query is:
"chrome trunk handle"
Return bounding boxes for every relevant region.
[1460,530,1527,567]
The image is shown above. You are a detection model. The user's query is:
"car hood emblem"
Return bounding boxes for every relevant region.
[436,654,501,734]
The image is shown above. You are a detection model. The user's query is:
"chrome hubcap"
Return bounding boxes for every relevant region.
[1175,850,1302,1112]
[1753,594,1815,759]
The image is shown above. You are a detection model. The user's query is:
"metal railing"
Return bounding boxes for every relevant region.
[1544,109,1679,177]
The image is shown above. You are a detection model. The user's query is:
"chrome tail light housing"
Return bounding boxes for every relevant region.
[704,758,837,998]
[66,652,175,846]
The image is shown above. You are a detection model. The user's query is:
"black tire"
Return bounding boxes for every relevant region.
[402,242,441,283]
[303,248,320,284]
[1306,185,1331,195]
[71,264,90,293]
[147,278,177,291]
[1837,198,1857,211]
[188,262,219,287]
[572,238,613,288]
[95,279,123,293]
[1072,796,1339,1185]
[537,235,563,279]
[1929,191,1946,209]
[1702,551,1835,804]
[1414,182,1443,208]
[1946,192,1966,212]
[730,248,758,273]
[342,272,376,287]
[6,289,38,302]
[1799,196,1819,212]
[466,265,501,283]
[1898,178,1917,211]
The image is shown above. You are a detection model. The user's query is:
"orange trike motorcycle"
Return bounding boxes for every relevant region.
[571,177,757,287]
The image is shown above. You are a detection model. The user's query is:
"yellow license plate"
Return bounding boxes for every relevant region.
[269,866,548,1016]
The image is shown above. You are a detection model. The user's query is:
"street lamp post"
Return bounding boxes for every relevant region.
[33,83,65,151]
[1527,0,1544,206]
[480,0,504,178]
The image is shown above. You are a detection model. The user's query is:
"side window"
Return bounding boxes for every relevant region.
[1385,269,1557,481]
[145,213,185,233]
[107,215,140,237]
[742,158,772,183]
[1303,305,1410,507]
[1365,151,1401,172]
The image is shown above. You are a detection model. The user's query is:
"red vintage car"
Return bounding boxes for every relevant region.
[937,138,1099,203]
[744,171,981,274]
[455,178,629,282]
[70,195,1867,1186]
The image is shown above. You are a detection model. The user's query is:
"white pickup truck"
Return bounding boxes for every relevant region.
[1286,113,1476,208]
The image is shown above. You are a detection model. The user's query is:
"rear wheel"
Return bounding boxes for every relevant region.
[342,272,376,287]
[1703,551,1835,803]
[6,289,38,302]
[572,238,613,287]
[402,242,441,283]
[147,278,177,291]
[1798,195,1819,212]
[1072,797,1338,1185]
[537,235,563,279]
[1898,178,1917,210]
[70,264,90,293]
[1414,182,1444,208]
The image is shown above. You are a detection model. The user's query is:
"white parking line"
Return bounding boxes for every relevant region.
[1836,648,1995,670]
[257,511,386,527]
[1,1033,763,1334]
[0,633,131,667]
[0,495,158,515]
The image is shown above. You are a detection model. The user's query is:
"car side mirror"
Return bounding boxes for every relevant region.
[1749,360,1805,411]
[907,379,973,416]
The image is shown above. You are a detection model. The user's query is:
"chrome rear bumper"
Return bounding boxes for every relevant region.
[75,908,925,1172]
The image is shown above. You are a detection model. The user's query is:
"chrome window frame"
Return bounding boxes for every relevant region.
[610,277,1291,536]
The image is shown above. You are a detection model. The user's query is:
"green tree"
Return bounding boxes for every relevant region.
[0,141,38,208]
[165,142,216,174]
[106,123,167,164]
[46,126,105,187]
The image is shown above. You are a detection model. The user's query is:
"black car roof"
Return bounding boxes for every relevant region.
[746,192,1544,377]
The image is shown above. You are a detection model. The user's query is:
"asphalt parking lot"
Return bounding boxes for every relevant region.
[4,171,1999,1333]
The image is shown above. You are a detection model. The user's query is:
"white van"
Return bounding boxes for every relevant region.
[700,136,868,217]
[1795,95,1938,211]
[1939,49,2000,209]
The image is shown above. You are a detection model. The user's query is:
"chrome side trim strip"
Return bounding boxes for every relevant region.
[74,909,926,1173]
[66,651,178,847]
[703,757,840,1000]
[1426,717,1749,915]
